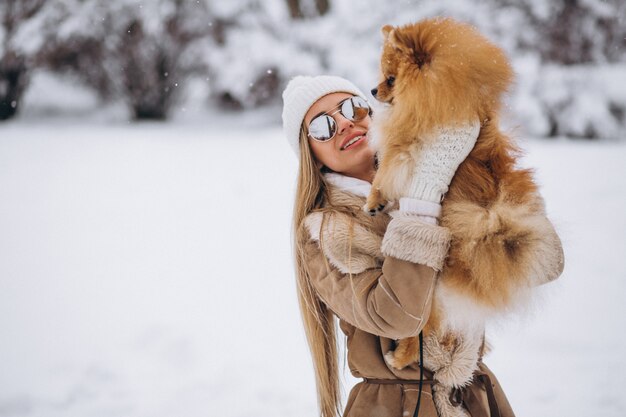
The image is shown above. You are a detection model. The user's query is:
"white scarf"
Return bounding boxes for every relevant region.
[323,172,372,198]
[323,172,440,221]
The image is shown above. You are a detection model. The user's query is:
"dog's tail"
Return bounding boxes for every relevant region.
[442,194,564,308]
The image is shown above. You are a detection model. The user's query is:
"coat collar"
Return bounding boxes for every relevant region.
[323,172,372,198]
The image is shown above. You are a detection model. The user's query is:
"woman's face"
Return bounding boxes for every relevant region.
[304,93,375,179]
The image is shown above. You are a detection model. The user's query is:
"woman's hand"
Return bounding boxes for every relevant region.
[404,120,480,203]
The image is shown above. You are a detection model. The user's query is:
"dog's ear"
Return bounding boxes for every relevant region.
[388,28,431,69]
[384,27,413,56]
[381,25,394,38]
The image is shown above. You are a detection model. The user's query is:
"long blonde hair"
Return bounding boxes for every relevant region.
[293,126,342,417]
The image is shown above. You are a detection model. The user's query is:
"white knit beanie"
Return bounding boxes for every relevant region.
[282,75,367,158]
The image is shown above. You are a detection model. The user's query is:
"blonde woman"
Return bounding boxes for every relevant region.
[283,75,562,417]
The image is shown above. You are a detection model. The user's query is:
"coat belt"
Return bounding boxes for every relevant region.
[363,370,501,417]
[363,377,435,385]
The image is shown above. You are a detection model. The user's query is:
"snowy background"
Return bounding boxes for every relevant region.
[1,1,626,417]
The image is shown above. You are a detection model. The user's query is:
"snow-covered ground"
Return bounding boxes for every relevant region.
[0,117,625,417]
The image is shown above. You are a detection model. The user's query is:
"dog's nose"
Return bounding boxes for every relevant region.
[371,87,378,97]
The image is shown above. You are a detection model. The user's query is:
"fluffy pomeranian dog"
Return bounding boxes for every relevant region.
[366,18,563,416]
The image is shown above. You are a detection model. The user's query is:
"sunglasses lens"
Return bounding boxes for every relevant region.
[308,115,337,141]
[341,96,370,121]
[308,96,371,142]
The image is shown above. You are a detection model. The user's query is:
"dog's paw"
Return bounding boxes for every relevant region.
[383,350,402,369]
[383,350,414,370]
[363,202,386,216]
[364,188,387,216]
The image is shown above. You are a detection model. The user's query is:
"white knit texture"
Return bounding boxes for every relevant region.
[406,121,481,202]
[399,197,442,217]
[281,75,367,158]
[399,197,442,225]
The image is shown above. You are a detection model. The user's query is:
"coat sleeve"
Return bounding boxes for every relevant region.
[302,210,451,340]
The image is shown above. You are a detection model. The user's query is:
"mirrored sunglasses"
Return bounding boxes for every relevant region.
[307,96,372,142]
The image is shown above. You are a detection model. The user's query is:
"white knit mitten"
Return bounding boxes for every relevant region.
[398,197,441,225]
[406,121,480,203]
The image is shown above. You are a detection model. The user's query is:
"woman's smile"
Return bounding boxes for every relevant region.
[340,132,367,151]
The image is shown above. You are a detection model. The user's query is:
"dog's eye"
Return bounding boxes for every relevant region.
[386,76,395,87]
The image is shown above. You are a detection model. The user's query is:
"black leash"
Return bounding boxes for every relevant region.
[413,331,424,417]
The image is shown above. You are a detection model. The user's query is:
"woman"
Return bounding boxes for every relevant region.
[282,75,563,417]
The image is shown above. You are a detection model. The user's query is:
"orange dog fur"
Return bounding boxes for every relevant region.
[367,18,548,374]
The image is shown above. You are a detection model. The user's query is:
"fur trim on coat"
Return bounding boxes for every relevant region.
[382,211,451,271]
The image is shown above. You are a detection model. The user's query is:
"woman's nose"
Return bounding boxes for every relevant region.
[336,114,354,135]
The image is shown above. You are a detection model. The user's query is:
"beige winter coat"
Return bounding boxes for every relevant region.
[302,181,564,417]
